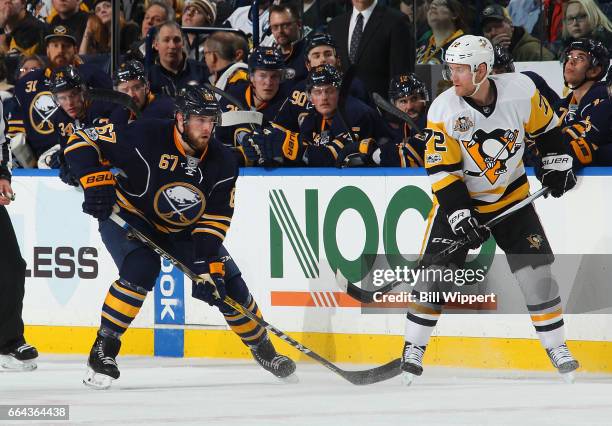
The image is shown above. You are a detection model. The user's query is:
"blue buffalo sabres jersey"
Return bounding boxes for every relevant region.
[554,82,612,166]
[378,115,427,167]
[52,100,117,149]
[64,119,238,259]
[215,80,289,147]
[274,78,370,133]
[12,64,112,158]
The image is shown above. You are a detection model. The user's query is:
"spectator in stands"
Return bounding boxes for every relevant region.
[415,0,466,65]
[328,0,415,97]
[0,0,48,55]
[141,0,174,39]
[181,0,216,59]
[147,20,208,96]
[16,54,45,78]
[507,0,542,34]
[556,0,612,57]
[399,0,431,43]
[79,0,139,55]
[203,31,248,90]
[301,0,344,34]
[224,0,271,44]
[269,3,307,82]
[481,3,555,61]
[49,0,90,46]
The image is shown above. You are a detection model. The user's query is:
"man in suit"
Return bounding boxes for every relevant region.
[327,0,415,98]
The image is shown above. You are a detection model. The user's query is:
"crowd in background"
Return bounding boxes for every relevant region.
[1,0,611,169]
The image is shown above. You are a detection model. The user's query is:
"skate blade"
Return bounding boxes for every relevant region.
[83,367,114,390]
[276,373,299,384]
[401,372,416,386]
[561,371,576,384]
[0,355,37,372]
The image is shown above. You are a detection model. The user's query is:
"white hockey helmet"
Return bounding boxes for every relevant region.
[443,35,495,96]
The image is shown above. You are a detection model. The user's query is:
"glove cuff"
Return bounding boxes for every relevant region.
[448,208,471,234]
[80,170,115,189]
[209,260,225,277]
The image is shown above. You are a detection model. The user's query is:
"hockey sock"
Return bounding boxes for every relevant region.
[223,294,267,347]
[404,289,442,346]
[100,280,147,337]
[514,265,566,349]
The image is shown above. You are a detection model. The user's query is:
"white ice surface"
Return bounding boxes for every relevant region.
[1,355,612,426]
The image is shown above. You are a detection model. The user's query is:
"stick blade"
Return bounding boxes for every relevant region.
[341,358,402,385]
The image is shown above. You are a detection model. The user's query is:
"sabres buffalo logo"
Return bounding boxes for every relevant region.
[29,91,59,135]
[461,128,521,184]
[154,183,206,227]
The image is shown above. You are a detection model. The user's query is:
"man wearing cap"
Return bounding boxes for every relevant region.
[49,0,90,46]
[0,0,48,55]
[181,0,216,59]
[481,3,554,62]
[11,24,112,162]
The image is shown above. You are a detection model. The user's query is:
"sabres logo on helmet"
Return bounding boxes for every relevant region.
[461,128,521,184]
[154,183,206,226]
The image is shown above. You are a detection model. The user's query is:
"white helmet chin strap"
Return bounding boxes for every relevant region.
[467,67,491,98]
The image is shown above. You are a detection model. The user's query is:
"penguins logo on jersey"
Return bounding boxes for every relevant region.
[154,183,206,227]
[461,128,521,184]
[527,234,544,250]
[29,91,59,134]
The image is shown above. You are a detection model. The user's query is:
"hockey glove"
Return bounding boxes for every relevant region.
[57,152,79,187]
[237,130,264,166]
[536,153,576,198]
[447,209,490,250]
[192,257,227,307]
[80,170,116,220]
[335,139,376,168]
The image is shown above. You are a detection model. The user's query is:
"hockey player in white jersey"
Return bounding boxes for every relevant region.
[400,35,580,384]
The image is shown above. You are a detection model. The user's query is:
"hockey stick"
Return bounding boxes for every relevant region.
[372,92,425,137]
[108,212,401,385]
[336,186,551,303]
[89,88,142,119]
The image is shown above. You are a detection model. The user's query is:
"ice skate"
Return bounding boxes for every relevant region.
[251,337,297,383]
[0,339,38,372]
[400,341,426,386]
[83,333,121,390]
[546,343,579,384]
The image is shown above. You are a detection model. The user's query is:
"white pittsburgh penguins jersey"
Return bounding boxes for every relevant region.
[424,72,558,215]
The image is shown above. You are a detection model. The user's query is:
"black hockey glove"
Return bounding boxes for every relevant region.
[80,170,116,220]
[536,153,576,198]
[57,152,79,187]
[335,138,376,168]
[192,257,227,307]
[447,209,490,250]
[237,131,265,166]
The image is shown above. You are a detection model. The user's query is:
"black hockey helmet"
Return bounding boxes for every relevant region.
[113,60,146,86]
[306,64,342,93]
[49,65,84,94]
[492,44,515,73]
[175,85,219,120]
[305,32,336,57]
[563,38,610,81]
[388,73,429,103]
[248,46,285,74]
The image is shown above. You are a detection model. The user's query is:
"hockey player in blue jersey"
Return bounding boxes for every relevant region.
[239,64,385,167]
[11,25,112,161]
[555,39,611,166]
[63,86,296,389]
[110,60,175,124]
[274,32,369,134]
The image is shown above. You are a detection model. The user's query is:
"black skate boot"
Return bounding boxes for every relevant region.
[83,333,121,389]
[400,341,426,386]
[0,338,38,371]
[250,338,297,383]
[546,343,579,383]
